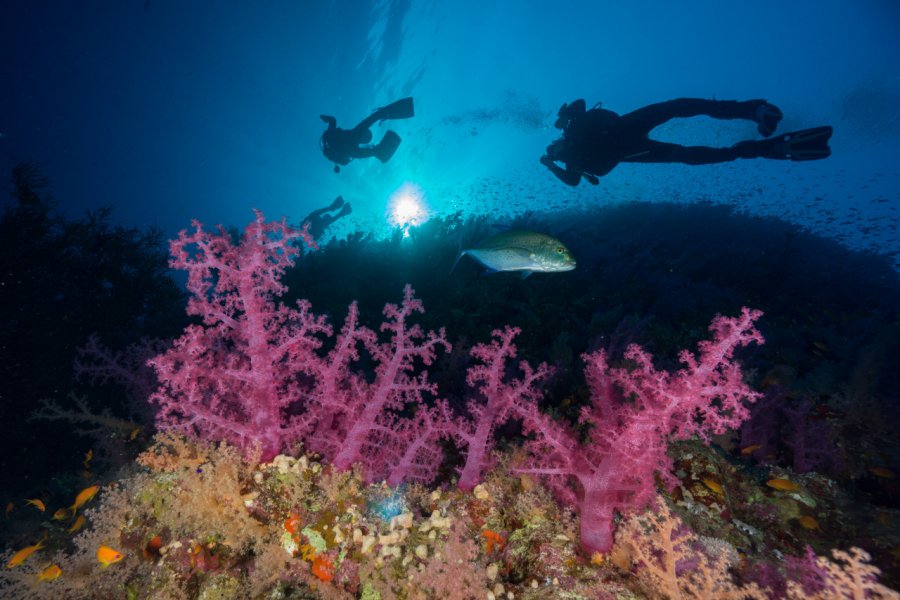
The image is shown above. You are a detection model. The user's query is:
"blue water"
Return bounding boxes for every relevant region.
[2,1,899,263]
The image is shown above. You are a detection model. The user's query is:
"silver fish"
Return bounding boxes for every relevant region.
[451,229,576,277]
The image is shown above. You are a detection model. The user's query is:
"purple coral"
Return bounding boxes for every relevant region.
[515,308,764,554]
[149,211,323,460]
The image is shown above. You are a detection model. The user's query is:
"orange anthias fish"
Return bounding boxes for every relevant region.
[798,515,820,530]
[868,467,896,479]
[740,444,763,456]
[52,508,69,521]
[68,514,86,534]
[25,498,46,512]
[702,478,724,495]
[766,478,801,492]
[70,485,100,514]
[6,541,44,568]
[82,449,93,470]
[97,545,124,568]
[37,563,62,582]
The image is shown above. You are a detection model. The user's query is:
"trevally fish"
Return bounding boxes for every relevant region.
[451,229,576,278]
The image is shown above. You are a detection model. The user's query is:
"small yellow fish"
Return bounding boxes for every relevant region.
[766,478,800,492]
[70,485,100,513]
[25,498,46,512]
[4,501,13,517]
[6,541,43,568]
[37,563,62,581]
[129,427,141,441]
[82,449,93,470]
[52,508,69,521]
[68,514,86,533]
[702,478,724,495]
[740,444,762,456]
[97,545,124,568]
[868,467,896,479]
[798,515,819,530]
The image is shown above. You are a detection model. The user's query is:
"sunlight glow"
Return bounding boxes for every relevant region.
[387,183,429,235]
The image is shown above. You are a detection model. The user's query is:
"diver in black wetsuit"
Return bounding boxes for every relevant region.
[540,98,833,186]
[302,196,352,240]
[320,97,415,173]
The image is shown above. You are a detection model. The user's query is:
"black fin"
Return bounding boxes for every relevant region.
[375,130,402,163]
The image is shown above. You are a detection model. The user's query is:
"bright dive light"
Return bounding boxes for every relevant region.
[388,183,428,229]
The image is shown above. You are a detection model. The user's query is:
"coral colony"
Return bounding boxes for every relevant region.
[2,211,896,599]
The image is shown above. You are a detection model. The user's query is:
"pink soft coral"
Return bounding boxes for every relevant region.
[515,308,764,554]
[449,326,552,491]
[149,211,453,481]
[149,211,323,460]
[304,284,452,484]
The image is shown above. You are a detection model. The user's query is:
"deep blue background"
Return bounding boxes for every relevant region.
[2,0,899,262]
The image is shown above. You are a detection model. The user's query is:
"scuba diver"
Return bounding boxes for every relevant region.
[302,195,352,240]
[540,98,833,186]
[319,97,415,173]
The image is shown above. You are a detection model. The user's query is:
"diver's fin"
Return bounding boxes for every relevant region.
[777,126,833,161]
[373,97,415,121]
[375,130,402,163]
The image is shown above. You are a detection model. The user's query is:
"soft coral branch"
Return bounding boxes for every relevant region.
[148,211,322,459]
[515,308,764,554]
[307,284,451,483]
[449,326,552,490]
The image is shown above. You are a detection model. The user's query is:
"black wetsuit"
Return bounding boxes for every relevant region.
[319,112,381,166]
[543,98,782,186]
[302,196,351,240]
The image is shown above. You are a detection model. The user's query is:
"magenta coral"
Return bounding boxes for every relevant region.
[148,210,453,481]
[450,326,551,490]
[149,210,323,460]
[515,308,764,554]
[306,284,451,484]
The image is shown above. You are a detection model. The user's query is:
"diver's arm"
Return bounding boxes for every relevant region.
[541,155,583,186]
[319,115,337,129]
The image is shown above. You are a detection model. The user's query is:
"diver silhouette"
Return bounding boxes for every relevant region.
[540,98,833,186]
[302,195,352,240]
[319,97,415,173]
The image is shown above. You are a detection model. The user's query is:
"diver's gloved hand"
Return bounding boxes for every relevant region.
[539,154,553,167]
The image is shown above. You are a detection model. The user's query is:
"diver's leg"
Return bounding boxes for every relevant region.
[619,99,771,136]
[621,140,746,165]
[348,146,379,159]
[313,203,352,235]
[305,207,329,220]
[355,112,380,131]
[317,213,338,230]
[355,98,415,130]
